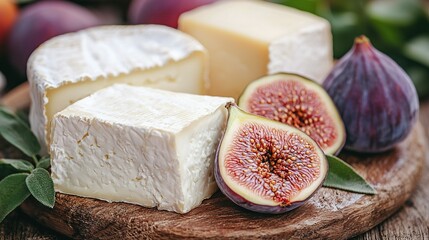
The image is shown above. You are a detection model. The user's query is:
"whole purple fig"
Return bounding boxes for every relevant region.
[7,1,100,75]
[323,36,419,153]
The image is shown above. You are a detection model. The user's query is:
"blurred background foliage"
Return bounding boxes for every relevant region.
[271,0,429,98]
[1,0,429,98]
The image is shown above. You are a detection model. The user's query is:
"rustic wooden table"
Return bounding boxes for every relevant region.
[0,100,428,240]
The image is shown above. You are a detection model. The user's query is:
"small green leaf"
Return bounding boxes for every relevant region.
[15,110,30,128]
[0,173,31,222]
[0,159,34,179]
[26,168,55,208]
[0,107,41,157]
[404,36,429,68]
[0,159,34,171]
[324,155,376,195]
[271,0,320,14]
[36,156,51,169]
[366,0,421,26]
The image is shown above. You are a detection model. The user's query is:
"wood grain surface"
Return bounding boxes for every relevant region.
[1,86,428,239]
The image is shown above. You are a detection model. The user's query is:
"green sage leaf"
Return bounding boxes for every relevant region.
[0,159,34,171]
[404,36,429,68]
[26,168,55,208]
[0,159,34,180]
[324,155,377,195]
[0,173,31,222]
[271,0,320,14]
[36,156,51,169]
[366,0,421,26]
[15,110,30,128]
[0,107,40,157]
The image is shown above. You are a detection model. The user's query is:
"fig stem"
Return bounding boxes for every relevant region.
[355,35,370,44]
[353,35,374,54]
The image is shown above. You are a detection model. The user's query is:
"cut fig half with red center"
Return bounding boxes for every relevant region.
[238,73,345,155]
[215,103,328,214]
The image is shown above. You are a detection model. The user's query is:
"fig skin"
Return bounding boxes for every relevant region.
[238,73,346,156]
[128,0,217,28]
[215,103,328,214]
[323,36,419,153]
[214,167,308,214]
[7,1,100,75]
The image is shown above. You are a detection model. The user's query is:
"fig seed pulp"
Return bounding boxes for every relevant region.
[215,103,328,214]
[239,73,345,155]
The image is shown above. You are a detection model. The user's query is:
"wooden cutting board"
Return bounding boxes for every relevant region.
[2,83,426,239]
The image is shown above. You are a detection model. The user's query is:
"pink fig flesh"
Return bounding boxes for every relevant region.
[239,73,345,155]
[215,104,328,214]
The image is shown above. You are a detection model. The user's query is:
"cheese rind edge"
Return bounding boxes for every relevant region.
[50,84,233,213]
[28,25,208,153]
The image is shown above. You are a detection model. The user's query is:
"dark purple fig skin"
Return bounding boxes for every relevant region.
[214,103,328,214]
[8,1,100,75]
[128,0,217,28]
[323,36,419,153]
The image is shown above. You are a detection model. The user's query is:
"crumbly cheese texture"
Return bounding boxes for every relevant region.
[179,0,333,99]
[28,25,208,153]
[50,85,233,213]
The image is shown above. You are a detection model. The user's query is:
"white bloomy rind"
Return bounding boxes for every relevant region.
[28,25,208,153]
[218,106,327,206]
[50,84,234,213]
[268,22,332,82]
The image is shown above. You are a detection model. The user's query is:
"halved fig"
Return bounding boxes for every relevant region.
[238,73,345,155]
[215,103,328,214]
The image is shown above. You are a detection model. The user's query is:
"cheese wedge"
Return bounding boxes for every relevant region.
[179,0,333,99]
[28,25,208,153]
[50,84,233,213]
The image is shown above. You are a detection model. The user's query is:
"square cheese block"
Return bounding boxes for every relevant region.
[179,0,333,99]
[28,25,208,153]
[50,84,234,213]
